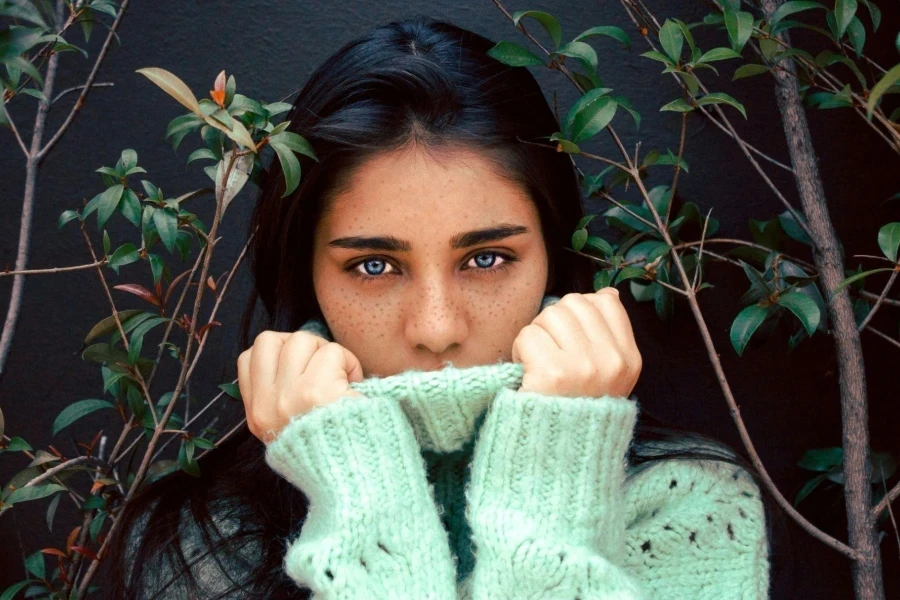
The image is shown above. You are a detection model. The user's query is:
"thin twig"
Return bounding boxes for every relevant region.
[0,259,107,277]
[37,0,132,162]
[52,82,114,105]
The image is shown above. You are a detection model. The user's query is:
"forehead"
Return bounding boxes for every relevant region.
[318,146,541,239]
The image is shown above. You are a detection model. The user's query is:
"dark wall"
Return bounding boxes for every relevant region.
[1,1,898,597]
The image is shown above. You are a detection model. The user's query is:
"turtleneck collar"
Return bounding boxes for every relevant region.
[295,294,560,453]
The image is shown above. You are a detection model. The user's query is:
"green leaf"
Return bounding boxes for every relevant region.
[730,304,772,355]
[89,510,107,541]
[770,1,827,35]
[218,382,242,400]
[178,439,201,477]
[830,267,893,299]
[778,210,812,245]
[798,447,843,471]
[120,189,141,227]
[165,113,205,151]
[46,491,61,531]
[724,9,754,52]
[24,551,44,579]
[695,47,742,63]
[834,0,858,40]
[271,142,302,198]
[120,149,138,172]
[640,50,674,68]
[877,222,900,262]
[613,266,649,285]
[58,209,81,229]
[4,483,65,505]
[695,92,747,119]
[486,41,545,67]
[776,290,820,335]
[512,10,562,49]
[658,20,683,63]
[1,437,32,453]
[660,98,694,113]
[572,228,588,251]
[866,63,900,120]
[96,184,124,230]
[563,88,617,143]
[107,243,140,275]
[740,259,772,300]
[187,148,217,165]
[0,581,32,600]
[859,0,880,31]
[52,399,115,436]
[127,317,169,365]
[269,131,318,161]
[794,473,828,505]
[845,15,865,58]
[149,253,164,285]
[193,437,216,450]
[572,25,630,49]
[263,101,293,117]
[136,67,202,115]
[554,41,598,82]
[84,309,144,345]
[153,208,179,253]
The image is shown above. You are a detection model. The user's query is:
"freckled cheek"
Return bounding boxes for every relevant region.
[321,286,400,342]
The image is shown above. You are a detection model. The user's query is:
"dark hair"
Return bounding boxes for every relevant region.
[101,14,790,599]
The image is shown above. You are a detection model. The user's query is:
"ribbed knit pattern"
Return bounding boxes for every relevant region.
[266,295,771,599]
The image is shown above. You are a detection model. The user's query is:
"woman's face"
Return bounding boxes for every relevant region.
[311,145,550,377]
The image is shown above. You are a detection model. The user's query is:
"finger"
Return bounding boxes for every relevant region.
[237,350,252,412]
[304,343,362,405]
[533,302,593,354]
[557,293,620,353]
[275,331,329,394]
[250,331,291,397]
[512,322,560,366]
[585,289,639,355]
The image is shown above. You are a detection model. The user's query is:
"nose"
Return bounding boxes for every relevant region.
[405,275,468,359]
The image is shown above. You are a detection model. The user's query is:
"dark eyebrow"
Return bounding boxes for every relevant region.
[327,224,530,252]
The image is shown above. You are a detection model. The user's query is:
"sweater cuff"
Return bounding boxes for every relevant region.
[467,386,638,551]
[264,393,435,516]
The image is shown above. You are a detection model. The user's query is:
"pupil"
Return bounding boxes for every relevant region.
[364,259,385,275]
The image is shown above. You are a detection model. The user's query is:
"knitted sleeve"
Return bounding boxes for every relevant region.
[460,386,771,600]
[620,456,771,599]
[264,393,458,599]
[462,386,647,599]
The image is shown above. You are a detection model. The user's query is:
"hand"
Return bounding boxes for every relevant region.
[237,330,365,444]
[511,288,642,398]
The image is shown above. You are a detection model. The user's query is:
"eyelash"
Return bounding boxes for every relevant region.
[345,251,519,283]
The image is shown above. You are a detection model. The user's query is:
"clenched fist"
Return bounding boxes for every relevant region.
[512,288,642,399]
[237,330,365,444]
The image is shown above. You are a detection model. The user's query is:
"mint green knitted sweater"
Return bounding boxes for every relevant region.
[264,296,771,599]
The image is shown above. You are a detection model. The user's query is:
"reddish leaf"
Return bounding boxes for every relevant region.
[42,548,67,558]
[71,545,99,561]
[66,526,82,554]
[113,283,161,307]
[206,275,217,294]
[164,268,193,306]
[195,321,221,343]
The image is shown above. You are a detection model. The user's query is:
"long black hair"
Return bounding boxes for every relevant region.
[101,14,791,599]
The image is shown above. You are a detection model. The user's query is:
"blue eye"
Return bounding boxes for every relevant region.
[345,251,518,283]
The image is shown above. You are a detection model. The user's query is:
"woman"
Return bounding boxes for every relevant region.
[103,14,786,599]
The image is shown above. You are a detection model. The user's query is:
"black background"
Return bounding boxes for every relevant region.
[1,1,899,597]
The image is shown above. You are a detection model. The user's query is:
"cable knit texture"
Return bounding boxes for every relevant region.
[264,295,771,599]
